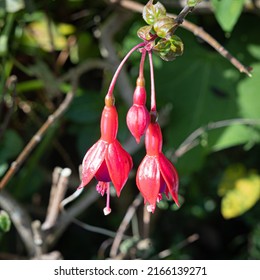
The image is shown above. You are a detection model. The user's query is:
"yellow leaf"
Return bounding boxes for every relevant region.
[25,16,67,52]
[221,174,260,219]
[218,164,246,197]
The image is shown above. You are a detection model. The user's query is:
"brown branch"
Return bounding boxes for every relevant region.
[110,193,143,258]
[0,92,74,190]
[42,167,71,230]
[109,0,252,77]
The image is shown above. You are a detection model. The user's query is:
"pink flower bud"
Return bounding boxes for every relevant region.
[126,78,150,143]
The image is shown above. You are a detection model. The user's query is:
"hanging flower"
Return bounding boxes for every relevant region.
[126,77,150,143]
[136,113,179,213]
[78,96,133,215]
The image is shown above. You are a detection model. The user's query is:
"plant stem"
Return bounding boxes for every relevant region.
[110,0,252,77]
[106,42,146,98]
[148,51,156,112]
[139,48,147,78]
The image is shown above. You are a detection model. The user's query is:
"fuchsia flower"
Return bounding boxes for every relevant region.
[136,113,179,213]
[127,77,150,143]
[79,96,133,215]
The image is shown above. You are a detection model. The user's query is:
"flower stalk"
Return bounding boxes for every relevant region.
[79,0,180,214]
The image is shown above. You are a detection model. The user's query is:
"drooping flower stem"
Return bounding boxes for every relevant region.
[106,42,146,98]
[148,50,156,114]
[139,48,147,79]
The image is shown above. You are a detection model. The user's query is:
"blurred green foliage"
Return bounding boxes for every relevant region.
[0,0,260,259]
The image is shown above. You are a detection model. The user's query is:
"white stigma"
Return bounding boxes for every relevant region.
[103,207,112,216]
[147,204,155,213]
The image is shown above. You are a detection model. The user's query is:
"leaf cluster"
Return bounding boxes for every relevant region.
[138,0,183,61]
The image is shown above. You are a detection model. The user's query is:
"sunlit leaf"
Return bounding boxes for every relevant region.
[212,125,260,152]
[218,164,246,197]
[187,0,203,7]
[211,0,245,32]
[0,210,11,233]
[5,0,25,13]
[137,25,153,41]
[142,0,166,25]
[238,63,260,119]
[153,16,175,38]
[24,14,68,52]
[221,174,260,219]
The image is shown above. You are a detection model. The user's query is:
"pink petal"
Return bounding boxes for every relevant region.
[159,153,179,206]
[106,140,133,196]
[79,140,107,188]
[136,155,160,208]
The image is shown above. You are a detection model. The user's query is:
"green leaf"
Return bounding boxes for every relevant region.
[0,163,8,177]
[0,129,23,165]
[23,13,68,52]
[137,25,153,41]
[142,0,166,25]
[212,125,260,152]
[65,93,103,123]
[238,63,260,119]
[248,44,260,60]
[153,16,175,38]
[187,0,203,7]
[0,210,11,233]
[211,0,245,32]
[154,35,184,61]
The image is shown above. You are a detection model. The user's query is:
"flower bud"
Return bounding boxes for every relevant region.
[127,78,150,143]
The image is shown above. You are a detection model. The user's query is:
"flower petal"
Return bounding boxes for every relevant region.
[79,140,107,188]
[159,153,179,206]
[136,155,160,208]
[106,140,133,196]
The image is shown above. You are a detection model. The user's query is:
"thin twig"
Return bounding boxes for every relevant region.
[171,5,194,33]
[110,193,143,258]
[42,167,71,230]
[31,220,44,258]
[53,188,129,245]
[0,91,74,190]
[155,233,199,259]
[109,0,252,77]
[175,118,260,159]
[0,59,107,191]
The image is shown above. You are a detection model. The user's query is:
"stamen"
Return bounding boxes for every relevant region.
[96,181,108,196]
[157,193,163,203]
[103,185,112,216]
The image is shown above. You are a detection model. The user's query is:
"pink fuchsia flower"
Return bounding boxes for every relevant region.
[78,96,133,215]
[136,113,179,213]
[126,77,150,143]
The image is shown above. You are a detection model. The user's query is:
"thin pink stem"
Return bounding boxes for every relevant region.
[139,49,147,78]
[148,51,156,112]
[103,184,111,215]
[107,42,146,98]
[106,185,110,209]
